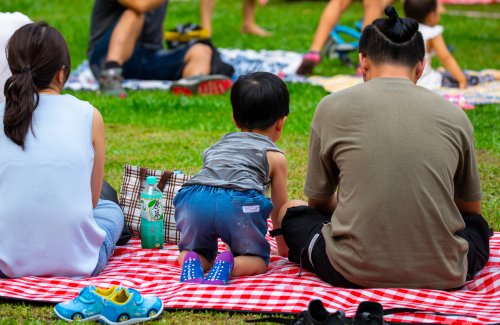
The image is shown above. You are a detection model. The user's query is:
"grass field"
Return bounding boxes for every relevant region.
[1,0,500,323]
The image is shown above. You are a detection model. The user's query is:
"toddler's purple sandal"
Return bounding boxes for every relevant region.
[180,252,205,284]
[203,251,234,285]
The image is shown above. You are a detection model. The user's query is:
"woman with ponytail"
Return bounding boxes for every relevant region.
[0,22,124,279]
[278,7,489,289]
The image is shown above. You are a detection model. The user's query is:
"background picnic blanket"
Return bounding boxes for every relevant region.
[63,49,306,91]
[2,220,500,325]
[309,72,500,109]
[64,52,499,109]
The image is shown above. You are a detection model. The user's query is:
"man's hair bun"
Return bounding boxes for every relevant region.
[385,5,399,20]
[358,6,425,68]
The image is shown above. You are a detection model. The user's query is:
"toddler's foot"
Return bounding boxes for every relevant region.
[296,51,322,75]
[203,251,234,285]
[241,23,273,37]
[180,252,205,284]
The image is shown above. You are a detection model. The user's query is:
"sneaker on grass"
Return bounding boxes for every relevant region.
[171,74,232,96]
[99,67,128,98]
[180,251,205,284]
[98,288,163,325]
[203,251,234,285]
[54,284,122,322]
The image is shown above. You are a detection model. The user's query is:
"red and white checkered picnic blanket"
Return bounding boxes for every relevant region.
[2,221,500,324]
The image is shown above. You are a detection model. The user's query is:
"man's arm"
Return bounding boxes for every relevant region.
[308,192,337,216]
[454,198,481,216]
[117,0,167,14]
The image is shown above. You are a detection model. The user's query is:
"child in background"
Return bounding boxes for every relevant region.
[174,72,289,285]
[404,0,500,89]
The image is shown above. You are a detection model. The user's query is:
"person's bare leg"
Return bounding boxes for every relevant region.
[200,0,216,35]
[277,200,308,228]
[361,0,382,29]
[232,256,268,276]
[310,0,352,52]
[182,43,212,77]
[240,0,272,37]
[107,9,145,65]
[178,250,213,272]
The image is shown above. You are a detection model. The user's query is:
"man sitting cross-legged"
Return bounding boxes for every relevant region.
[87,0,231,97]
[276,7,491,290]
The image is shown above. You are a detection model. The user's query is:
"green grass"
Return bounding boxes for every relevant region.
[1,0,500,323]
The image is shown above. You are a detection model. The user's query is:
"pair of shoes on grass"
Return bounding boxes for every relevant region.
[248,300,386,325]
[54,284,163,324]
[99,68,232,98]
[180,251,234,285]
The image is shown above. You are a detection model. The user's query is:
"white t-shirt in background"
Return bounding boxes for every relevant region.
[0,12,32,103]
[417,24,445,90]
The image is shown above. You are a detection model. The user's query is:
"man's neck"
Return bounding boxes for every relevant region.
[364,65,417,84]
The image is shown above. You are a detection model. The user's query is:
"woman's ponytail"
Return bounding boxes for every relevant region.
[4,68,39,149]
[3,21,70,149]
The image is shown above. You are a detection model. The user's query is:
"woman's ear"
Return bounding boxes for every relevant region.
[54,69,66,89]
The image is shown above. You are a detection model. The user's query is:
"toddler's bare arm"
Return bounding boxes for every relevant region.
[267,150,289,257]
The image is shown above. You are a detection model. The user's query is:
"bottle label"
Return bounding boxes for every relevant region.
[141,197,164,222]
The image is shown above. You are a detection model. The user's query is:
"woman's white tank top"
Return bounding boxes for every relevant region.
[0,94,106,279]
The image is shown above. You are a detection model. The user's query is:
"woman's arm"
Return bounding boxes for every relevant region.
[91,107,105,209]
[431,35,467,88]
[268,150,289,257]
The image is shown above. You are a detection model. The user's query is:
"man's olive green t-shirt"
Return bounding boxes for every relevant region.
[305,77,482,289]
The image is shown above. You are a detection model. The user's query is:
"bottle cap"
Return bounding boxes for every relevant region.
[146,176,157,185]
[173,171,182,174]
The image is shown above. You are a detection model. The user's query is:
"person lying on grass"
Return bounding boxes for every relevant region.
[276,6,490,290]
[174,71,289,285]
[404,0,500,89]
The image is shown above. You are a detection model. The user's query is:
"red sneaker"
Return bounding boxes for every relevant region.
[171,74,233,96]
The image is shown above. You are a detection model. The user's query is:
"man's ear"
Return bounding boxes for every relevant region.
[415,58,426,81]
[358,53,369,78]
[275,116,287,132]
[232,115,242,130]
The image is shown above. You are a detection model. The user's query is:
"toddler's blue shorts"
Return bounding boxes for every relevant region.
[173,185,274,265]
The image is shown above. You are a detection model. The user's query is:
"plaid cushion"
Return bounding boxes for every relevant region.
[119,165,191,244]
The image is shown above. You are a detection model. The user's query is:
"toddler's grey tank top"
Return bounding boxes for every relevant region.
[182,132,283,195]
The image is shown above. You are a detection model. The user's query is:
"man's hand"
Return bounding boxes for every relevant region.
[454,198,481,215]
[117,0,167,14]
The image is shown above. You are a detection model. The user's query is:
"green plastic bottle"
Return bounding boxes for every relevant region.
[140,176,164,249]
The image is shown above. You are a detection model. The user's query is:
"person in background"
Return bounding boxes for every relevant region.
[404,0,500,89]
[0,12,32,103]
[0,22,124,279]
[200,0,272,37]
[174,72,289,285]
[296,0,382,75]
[87,0,232,98]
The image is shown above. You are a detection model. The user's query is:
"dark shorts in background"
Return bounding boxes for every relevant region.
[88,23,190,81]
[440,70,496,88]
[281,205,490,289]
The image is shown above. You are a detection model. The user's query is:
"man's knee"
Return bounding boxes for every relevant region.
[187,43,212,59]
[277,199,308,227]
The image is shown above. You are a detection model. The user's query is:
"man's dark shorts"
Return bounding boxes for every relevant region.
[281,205,490,289]
[88,23,190,81]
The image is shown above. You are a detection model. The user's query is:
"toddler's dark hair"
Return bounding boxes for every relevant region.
[358,6,425,69]
[230,72,289,131]
[404,0,438,24]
